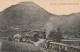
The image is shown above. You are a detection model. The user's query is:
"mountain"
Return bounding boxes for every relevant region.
[0,1,80,37]
[47,13,80,32]
[46,13,80,38]
[0,1,51,30]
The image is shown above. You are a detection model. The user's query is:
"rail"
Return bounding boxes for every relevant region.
[49,42,80,52]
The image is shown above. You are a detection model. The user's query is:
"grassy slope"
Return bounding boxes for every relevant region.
[0,40,47,52]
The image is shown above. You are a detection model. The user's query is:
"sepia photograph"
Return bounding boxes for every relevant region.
[0,0,80,52]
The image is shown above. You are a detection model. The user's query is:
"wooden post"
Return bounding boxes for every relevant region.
[53,43,55,50]
[59,45,61,52]
[51,43,54,50]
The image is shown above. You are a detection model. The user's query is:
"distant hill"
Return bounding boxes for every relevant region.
[46,13,80,38]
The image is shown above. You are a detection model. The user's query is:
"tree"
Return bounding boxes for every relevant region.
[56,27,62,42]
[48,27,62,42]
[33,33,39,42]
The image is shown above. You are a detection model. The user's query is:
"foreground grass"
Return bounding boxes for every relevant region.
[0,40,47,52]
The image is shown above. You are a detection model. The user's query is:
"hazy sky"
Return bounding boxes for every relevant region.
[0,0,80,15]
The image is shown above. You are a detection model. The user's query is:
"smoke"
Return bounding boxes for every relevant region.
[45,16,66,38]
[45,17,54,38]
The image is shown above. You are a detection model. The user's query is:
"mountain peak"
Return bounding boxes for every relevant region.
[18,1,36,5]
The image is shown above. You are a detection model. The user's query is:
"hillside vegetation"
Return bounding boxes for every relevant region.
[0,40,47,52]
